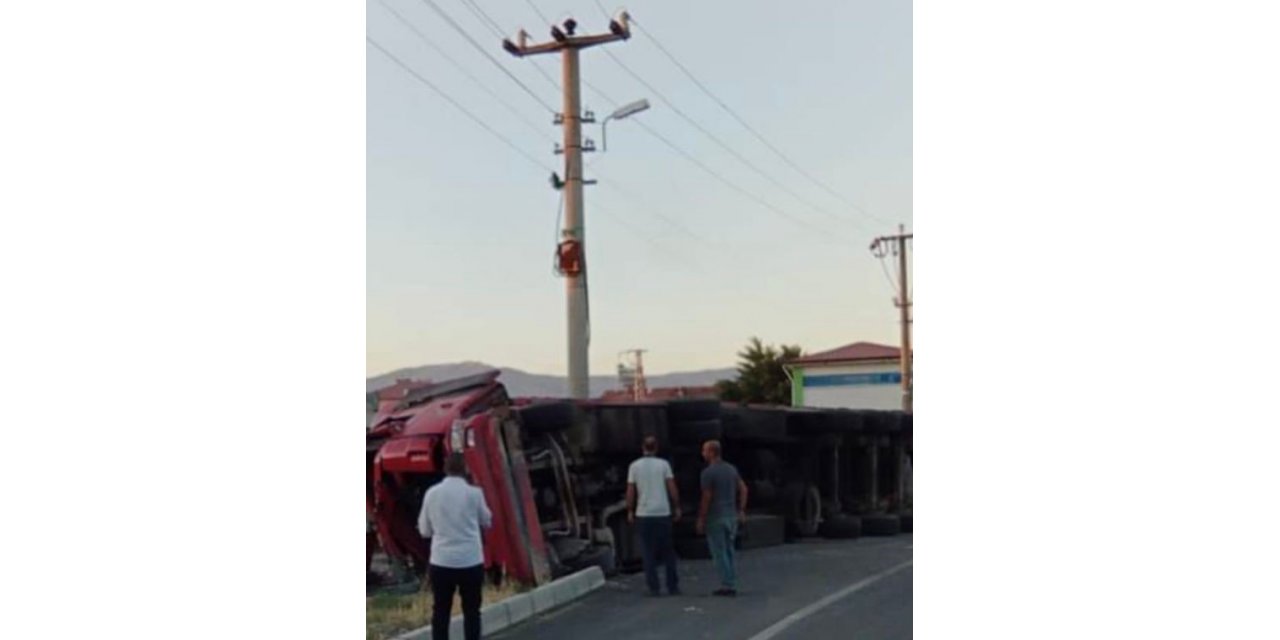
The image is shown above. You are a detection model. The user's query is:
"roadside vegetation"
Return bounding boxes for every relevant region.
[367,580,526,640]
[715,337,803,405]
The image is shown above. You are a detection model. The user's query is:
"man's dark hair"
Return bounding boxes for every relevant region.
[642,435,658,454]
[444,452,467,476]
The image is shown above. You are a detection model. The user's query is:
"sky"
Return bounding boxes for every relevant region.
[367,0,911,378]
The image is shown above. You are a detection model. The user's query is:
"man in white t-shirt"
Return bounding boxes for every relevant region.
[627,435,682,596]
[417,453,493,640]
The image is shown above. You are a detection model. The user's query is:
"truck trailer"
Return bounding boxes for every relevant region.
[367,370,911,587]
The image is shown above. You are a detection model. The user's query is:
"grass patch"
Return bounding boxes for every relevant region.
[366,580,527,640]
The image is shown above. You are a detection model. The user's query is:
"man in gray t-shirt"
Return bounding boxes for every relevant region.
[696,439,748,596]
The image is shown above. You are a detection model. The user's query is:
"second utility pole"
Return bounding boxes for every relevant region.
[896,225,912,413]
[871,225,913,413]
[504,13,631,399]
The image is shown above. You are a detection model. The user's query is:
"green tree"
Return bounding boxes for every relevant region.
[715,337,803,406]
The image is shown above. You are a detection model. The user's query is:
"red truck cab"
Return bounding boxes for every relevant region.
[367,371,550,585]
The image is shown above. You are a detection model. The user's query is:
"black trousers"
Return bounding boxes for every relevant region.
[637,516,679,594]
[429,564,484,640]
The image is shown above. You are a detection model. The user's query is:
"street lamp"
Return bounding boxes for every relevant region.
[600,99,650,151]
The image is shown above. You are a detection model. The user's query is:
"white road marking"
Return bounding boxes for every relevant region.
[743,560,913,640]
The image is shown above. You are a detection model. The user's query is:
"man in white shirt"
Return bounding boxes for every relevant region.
[418,453,493,640]
[626,435,682,596]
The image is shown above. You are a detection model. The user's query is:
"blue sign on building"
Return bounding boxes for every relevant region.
[804,372,902,388]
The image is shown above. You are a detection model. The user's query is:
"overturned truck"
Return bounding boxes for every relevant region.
[367,371,912,586]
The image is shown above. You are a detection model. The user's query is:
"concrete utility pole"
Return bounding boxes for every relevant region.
[504,13,632,399]
[871,226,913,413]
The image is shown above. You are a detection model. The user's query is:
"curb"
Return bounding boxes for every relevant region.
[389,566,607,640]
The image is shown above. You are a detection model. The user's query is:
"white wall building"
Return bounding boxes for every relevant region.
[784,341,905,411]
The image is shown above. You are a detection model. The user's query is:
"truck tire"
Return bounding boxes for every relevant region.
[861,514,901,536]
[818,514,861,539]
[783,483,822,538]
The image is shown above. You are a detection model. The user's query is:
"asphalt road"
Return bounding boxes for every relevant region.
[490,534,913,640]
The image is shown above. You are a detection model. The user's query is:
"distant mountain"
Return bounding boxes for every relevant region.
[366,361,737,398]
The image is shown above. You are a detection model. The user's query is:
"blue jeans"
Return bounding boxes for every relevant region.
[637,516,679,594]
[705,516,738,589]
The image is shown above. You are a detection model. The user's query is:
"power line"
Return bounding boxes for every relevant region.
[589,168,723,248]
[450,0,563,95]
[567,154,709,251]
[415,0,557,112]
[477,0,568,99]
[521,52,563,95]
[375,0,555,144]
[584,82,846,245]
[456,0,506,40]
[627,17,895,227]
[369,30,703,280]
[380,4,713,263]
[586,4,870,234]
[591,0,619,19]
[591,200,703,271]
[566,160,703,270]
[404,8,701,272]
[598,44,870,237]
[600,17,897,237]
[630,117,844,244]
[877,254,900,293]
[523,0,551,25]
[366,36,553,172]
[380,5,890,266]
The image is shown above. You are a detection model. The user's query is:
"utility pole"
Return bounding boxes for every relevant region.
[616,349,648,401]
[871,226,913,413]
[624,349,649,401]
[504,13,632,399]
